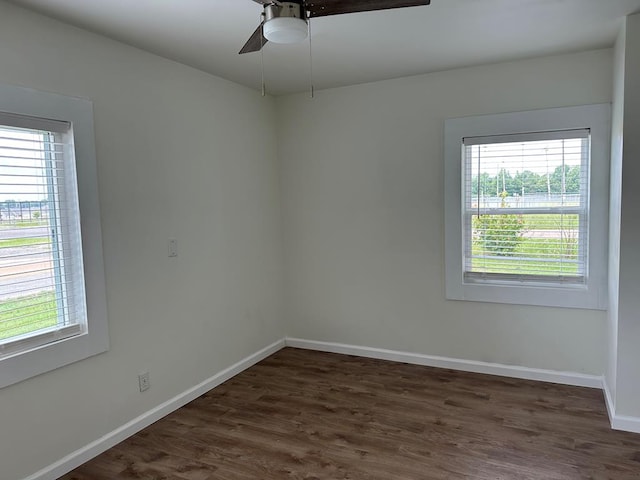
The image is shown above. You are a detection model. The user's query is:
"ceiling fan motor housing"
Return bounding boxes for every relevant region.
[263,1,308,44]
[240,0,432,54]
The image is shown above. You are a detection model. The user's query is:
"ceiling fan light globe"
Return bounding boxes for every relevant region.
[263,17,308,44]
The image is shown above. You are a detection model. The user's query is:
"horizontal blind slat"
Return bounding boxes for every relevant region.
[0,119,85,350]
[0,111,70,133]
[0,324,82,358]
[463,134,589,282]
[464,128,589,146]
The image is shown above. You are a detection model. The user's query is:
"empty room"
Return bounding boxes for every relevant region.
[1,0,640,479]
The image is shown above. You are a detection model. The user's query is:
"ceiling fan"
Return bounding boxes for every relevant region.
[239,0,432,54]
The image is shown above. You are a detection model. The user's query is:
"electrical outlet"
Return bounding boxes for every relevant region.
[138,371,150,392]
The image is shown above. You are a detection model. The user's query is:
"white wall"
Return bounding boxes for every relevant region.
[606,22,626,408]
[616,12,640,418]
[0,3,284,479]
[278,50,612,374]
[0,2,630,476]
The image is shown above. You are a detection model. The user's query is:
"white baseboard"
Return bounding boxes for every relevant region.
[603,379,616,422]
[612,414,640,434]
[25,339,285,480]
[286,338,640,433]
[602,380,640,434]
[25,336,640,480]
[285,337,603,389]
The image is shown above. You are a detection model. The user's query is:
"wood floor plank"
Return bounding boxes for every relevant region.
[60,348,640,479]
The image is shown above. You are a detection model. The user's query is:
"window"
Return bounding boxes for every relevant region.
[0,117,85,354]
[464,130,589,284]
[444,105,609,309]
[0,84,107,388]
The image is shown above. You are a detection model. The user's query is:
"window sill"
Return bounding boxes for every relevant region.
[447,280,607,310]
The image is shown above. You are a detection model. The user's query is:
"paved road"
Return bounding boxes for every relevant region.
[0,226,50,240]
[0,245,54,301]
[526,229,577,238]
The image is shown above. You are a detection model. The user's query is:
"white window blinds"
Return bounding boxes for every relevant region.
[0,115,86,357]
[462,129,590,286]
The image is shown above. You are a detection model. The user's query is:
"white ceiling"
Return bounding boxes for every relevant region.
[9,0,640,95]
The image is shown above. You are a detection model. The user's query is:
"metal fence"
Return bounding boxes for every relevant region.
[472,193,580,209]
[0,204,50,222]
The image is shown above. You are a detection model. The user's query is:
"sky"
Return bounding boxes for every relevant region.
[469,137,585,177]
[0,126,49,203]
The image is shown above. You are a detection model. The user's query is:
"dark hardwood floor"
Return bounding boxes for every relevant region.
[60,348,640,479]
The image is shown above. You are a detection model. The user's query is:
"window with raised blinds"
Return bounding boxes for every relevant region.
[0,84,107,389]
[462,129,590,286]
[444,104,609,310]
[0,116,86,357]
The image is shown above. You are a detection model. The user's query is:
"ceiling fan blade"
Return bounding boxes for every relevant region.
[239,24,268,54]
[306,0,430,18]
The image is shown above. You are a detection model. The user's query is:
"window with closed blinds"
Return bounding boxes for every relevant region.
[462,129,590,286]
[0,114,86,357]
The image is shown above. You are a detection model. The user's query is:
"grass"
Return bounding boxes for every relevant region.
[471,239,579,275]
[0,220,47,229]
[0,237,49,249]
[0,291,58,340]
[522,214,578,230]
[471,213,580,276]
[471,255,579,276]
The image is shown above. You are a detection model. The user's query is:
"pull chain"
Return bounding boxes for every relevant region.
[308,13,314,98]
[260,16,266,96]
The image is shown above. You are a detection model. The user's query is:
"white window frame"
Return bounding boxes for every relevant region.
[444,104,610,310]
[0,84,108,388]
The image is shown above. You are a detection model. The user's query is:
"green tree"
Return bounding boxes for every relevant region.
[473,191,525,256]
[471,172,497,197]
[549,165,581,194]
